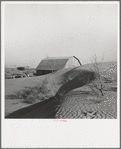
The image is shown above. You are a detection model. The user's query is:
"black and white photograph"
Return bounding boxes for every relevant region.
[1,1,119,148]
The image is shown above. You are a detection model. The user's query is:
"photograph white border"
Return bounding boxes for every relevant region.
[1,1,120,148]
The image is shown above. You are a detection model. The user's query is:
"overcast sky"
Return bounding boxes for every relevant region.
[4,2,118,68]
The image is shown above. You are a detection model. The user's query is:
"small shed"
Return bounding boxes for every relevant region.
[36,56,82,76]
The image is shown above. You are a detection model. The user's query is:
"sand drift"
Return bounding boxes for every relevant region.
[6,67,96,118]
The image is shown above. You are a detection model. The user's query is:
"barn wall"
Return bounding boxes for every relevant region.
[36,57,81,75]
[36,70,55,76]
[36,70,43,76]
[64,57,73,69]
[64,57,80,69]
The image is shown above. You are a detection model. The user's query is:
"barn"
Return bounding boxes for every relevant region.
[36,56,82,76]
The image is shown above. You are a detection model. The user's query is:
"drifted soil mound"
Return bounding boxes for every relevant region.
[5,61,117,118]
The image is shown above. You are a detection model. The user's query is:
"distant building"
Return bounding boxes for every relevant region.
[36,56,82,76]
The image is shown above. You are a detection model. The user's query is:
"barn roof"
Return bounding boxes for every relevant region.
[36,57,72,70]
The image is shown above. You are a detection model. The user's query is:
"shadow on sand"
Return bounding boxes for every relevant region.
[6,69,96,119]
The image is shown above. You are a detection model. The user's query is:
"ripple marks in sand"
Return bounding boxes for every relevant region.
[55,91,117,119]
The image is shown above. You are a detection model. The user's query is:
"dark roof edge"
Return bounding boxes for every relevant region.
[73,56,82,66]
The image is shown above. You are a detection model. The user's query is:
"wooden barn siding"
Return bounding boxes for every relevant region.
[64,57,80,69]
[36,57,81,76]
[36,70,53,76]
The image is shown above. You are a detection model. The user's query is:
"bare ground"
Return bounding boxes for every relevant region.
[5,61,117,118]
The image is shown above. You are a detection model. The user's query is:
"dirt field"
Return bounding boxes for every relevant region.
[5,68,72,116]
[5,61,117,118]
[55,88,117,119]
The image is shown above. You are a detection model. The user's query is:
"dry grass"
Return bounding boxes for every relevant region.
[6,76,57,104]
[5,61,117,117]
